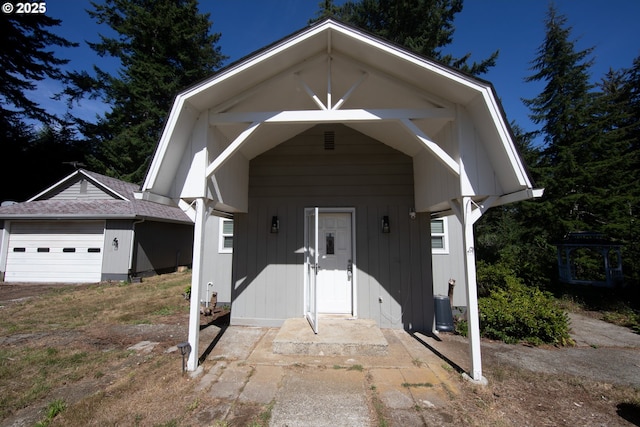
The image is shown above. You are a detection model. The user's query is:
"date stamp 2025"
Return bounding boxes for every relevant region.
[2,2,47,15]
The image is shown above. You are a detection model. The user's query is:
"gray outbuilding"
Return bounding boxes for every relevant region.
[0,169,194,283]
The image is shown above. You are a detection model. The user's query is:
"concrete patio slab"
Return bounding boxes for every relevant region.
[272,317,389,356]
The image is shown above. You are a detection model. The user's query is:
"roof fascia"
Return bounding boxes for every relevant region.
[142,97,198,191]
[3,213,137,220]
[81,170,131,201]
[28,169,130,202]
[28,169,83,202]
[479,88,533,188]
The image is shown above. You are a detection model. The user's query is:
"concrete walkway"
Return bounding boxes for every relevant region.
[191,318,463,426]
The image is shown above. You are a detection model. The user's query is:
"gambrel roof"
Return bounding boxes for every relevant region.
[141,18,539,214]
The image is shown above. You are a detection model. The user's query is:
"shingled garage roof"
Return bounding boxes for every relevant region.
[0,170,191,223]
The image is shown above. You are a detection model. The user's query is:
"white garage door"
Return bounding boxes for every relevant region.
[5,221,105,283]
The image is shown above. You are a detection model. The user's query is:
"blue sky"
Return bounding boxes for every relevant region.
[31,1,640,140]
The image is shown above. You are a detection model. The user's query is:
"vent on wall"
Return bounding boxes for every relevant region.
[324,131,335,150]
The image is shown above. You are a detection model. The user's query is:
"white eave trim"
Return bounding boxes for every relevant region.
[29,169,130,202]
[481,88,533,188]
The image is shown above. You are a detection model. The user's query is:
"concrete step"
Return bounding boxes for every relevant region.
[272,317,389,356]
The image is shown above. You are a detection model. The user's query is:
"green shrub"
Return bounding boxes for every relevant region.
[476,260,523,296]
[470,262,573,346]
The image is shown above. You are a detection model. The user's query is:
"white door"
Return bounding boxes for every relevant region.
[5,221,105,283]
[317,212,352,314]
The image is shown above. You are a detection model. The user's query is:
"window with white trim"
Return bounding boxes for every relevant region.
[431,217,449,254]
[219,219,233,253]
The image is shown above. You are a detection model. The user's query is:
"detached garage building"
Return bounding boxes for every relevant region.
[0,169,194,283]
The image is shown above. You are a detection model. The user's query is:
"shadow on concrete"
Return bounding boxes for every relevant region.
[198,313,230,364]
[411,332,466,375]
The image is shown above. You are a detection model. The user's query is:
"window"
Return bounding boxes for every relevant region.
[325,232,335,255]
[431,217,449,254]
[219,219,233,253]
[37,247,50,253]
[63,248,76,253]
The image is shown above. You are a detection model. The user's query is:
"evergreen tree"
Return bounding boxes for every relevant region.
[589,69,635,235]
[0,13,77,125]
[315,0,498,75]
[522,5,595,240]
[611,57,640,284]
[475,124,555,287]
[0,13,78,202]
[65,0,226,183]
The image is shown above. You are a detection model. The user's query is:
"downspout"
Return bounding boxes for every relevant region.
[128,218,145,278]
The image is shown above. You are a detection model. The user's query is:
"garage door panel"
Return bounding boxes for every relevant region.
[5,221,105,283]
[5,274,103,282]
[7,257,102,269]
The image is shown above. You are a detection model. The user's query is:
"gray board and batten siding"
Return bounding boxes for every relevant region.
[230,124,435,332]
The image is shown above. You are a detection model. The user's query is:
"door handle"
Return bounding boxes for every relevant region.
[347,259,353,281]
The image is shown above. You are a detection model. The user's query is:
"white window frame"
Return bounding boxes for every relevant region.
[431,217,449,254]
[218,218,233,253]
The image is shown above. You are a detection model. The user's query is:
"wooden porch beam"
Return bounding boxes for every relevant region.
[210,107,454,125]
[332,72,368,111]
[205,121,261,178]
[294,73,328,110]
[400,118,460,176]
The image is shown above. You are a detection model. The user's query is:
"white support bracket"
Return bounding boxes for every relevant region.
[205,121,261,178]
[401,118,460,176]
[332,72,368,111]
[294,73,327,111]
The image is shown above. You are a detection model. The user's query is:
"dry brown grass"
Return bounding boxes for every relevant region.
[0,271,197,425]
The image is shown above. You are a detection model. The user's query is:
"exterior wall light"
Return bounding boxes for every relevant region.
[271,216,279,233]
[381,215,390,233]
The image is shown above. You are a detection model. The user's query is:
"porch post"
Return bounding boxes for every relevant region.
[187,197,207,371]
[461,196,483,382]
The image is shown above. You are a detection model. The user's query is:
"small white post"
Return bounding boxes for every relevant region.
[187,197,207,371]
[462,196,483,381]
